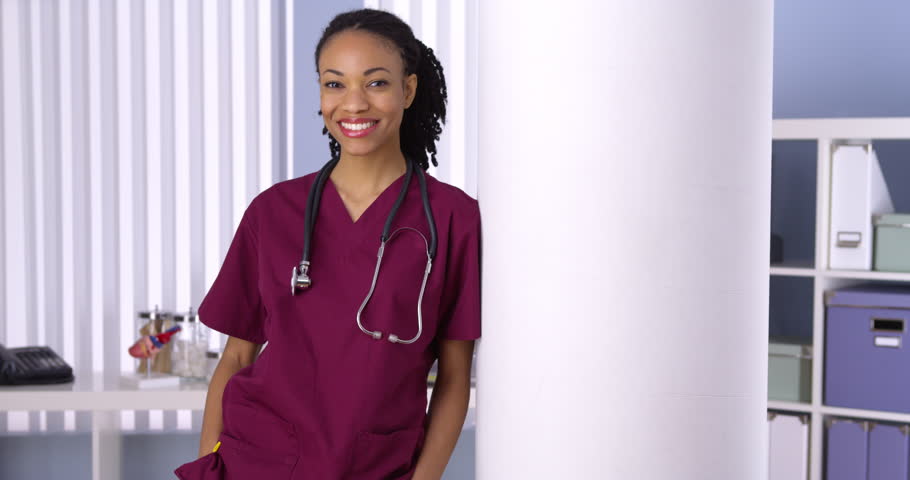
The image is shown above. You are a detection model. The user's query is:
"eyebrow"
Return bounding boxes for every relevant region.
[322,67,391,77]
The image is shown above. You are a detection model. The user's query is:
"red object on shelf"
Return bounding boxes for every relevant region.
[128,325,182,359]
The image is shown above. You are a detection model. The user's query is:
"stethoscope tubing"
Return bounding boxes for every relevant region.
[294,156,438,344]
[356,227,433,344]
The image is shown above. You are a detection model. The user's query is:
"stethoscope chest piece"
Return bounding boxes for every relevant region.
[291,261,311,295]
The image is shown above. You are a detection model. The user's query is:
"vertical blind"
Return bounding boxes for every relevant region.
[366,0,479,198]
[0,0,291,433]
[0,0,477,434]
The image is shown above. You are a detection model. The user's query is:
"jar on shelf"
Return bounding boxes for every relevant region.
[171,307,209,380]
[135,306,176,375]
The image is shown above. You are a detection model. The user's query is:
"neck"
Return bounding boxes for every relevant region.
[331,143,408,196]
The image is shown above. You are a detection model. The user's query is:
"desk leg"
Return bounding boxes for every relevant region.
[92,410,121,480]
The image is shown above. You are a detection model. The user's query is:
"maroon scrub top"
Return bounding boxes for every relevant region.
[175,170,481,480]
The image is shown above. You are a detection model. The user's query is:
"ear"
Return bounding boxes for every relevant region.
[404,73,418,109]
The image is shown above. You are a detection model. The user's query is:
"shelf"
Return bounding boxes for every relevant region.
[766,402,910,424]
[770,263,817,277]
[768,400,813,414]
[823,269,910,282]
[0,373,209,412]
[768,267,910,281]
[820,405,910,424]
[0,372,476,412]
[769,119,910,480]
[773,117,910,140]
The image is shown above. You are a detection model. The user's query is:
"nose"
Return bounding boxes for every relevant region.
[342,86,368,113]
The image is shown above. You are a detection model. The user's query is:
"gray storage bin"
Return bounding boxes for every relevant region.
[826,418,870,480]
[769,338,812,403]
[874,213,910,273]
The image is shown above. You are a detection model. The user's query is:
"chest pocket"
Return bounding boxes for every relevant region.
[358,226,438,347]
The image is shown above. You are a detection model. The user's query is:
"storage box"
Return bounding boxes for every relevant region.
[825,418,869,480]
[825,286,910,413]
[868,423,910,480]
[768,412,809,479]
[768,339,812,403]
[874,213,910,273]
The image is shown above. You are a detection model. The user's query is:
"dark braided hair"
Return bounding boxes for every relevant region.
[315,9,447,171]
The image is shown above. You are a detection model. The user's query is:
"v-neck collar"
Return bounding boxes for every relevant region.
[324,172,409,227]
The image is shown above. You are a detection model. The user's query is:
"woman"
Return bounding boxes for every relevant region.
[174,8,481,480]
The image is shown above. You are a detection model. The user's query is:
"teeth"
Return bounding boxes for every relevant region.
[341,121,376,131]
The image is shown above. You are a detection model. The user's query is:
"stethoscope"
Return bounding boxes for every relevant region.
[291,156,438,344]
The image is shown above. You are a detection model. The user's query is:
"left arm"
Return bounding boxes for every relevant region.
[412,339,475,480]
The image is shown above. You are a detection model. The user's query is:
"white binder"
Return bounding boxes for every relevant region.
[768,413,809,480]
[829,144,894,270]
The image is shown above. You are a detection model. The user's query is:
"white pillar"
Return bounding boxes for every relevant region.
[476,2,773,479]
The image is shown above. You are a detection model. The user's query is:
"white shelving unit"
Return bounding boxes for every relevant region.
[769,117,910,480]
[0,370,475,480]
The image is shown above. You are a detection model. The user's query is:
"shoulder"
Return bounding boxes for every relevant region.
[248,172,319,210]
[426,174,480,223]
[238,172,319,232]
[259,172,319,201]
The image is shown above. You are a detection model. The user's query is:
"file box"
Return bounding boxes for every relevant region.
[829,144,893,271]
[768,413,809,479]
[825,418,869,480]
[874,213,910,273]
[825,286,910,413]
[868,423,910,480]
[768,339,812,403]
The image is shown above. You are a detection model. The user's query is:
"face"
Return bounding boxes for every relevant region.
[318,30,417,159]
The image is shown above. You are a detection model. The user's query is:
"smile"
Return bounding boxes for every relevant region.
[338,120,379,138]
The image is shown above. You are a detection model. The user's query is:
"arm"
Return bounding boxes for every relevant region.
[197,336,263,458]
[412,339,475,480]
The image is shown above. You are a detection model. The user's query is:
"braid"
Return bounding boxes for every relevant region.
[319,119,341,160]
[401,41,447,171]
[315,9,448,170]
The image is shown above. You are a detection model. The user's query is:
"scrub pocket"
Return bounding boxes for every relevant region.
[347,426,424,480]
[174,452,225,480]
[218,402,301,479]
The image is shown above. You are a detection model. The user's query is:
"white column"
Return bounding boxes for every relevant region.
[476,2,773,479]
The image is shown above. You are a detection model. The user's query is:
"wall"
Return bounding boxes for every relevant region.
[773,0,910,118]
[293,1,362,177]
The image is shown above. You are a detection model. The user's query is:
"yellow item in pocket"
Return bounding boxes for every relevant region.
[212,441,221,453]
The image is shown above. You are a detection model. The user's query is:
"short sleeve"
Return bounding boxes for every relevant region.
[438,202,482,340]
[197,204,267,344]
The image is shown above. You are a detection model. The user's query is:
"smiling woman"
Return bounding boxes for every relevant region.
[315,10,447,172]
[175,8,481,480]
[319,34,415,156]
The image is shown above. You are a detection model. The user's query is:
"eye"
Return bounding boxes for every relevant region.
[323,81,342,88]
[368,79,388,87]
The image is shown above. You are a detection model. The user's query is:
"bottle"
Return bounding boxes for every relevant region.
[172,308,208,380]
[194,312,212,379]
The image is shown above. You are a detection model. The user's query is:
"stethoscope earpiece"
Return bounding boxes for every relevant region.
[364,333,402,343]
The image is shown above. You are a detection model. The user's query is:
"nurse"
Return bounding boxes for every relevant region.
[174,7,480,480]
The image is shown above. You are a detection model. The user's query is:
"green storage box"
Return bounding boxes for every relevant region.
[874,214,910,273]
[768,339,812,403]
